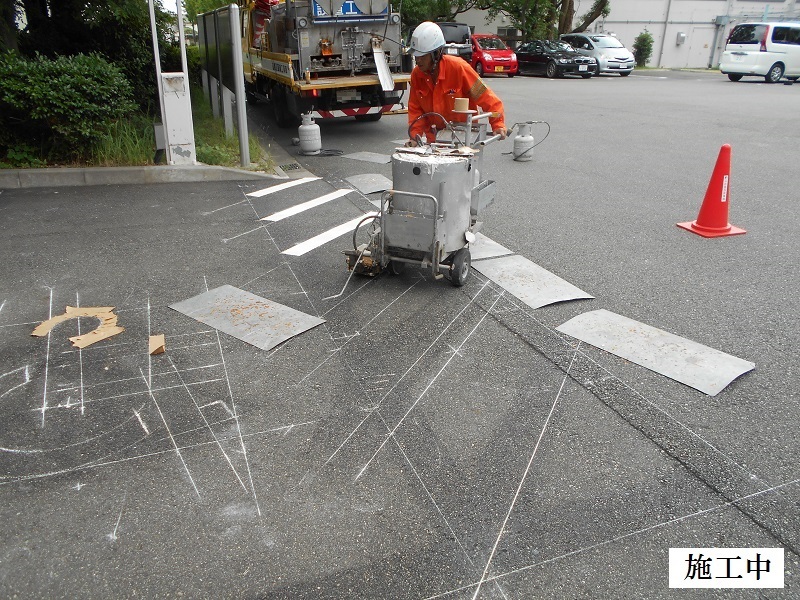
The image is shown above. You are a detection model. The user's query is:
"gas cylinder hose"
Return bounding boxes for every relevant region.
[503,121,551,161]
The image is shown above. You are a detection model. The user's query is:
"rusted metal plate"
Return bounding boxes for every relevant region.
[169,285,325,351]
[556,309,755,396]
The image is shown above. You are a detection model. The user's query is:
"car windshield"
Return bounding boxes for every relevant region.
[543,40,572,52]
[591,36,625,49]
[477,37,508,50]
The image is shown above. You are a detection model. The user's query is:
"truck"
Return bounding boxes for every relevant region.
[239,0,410,127]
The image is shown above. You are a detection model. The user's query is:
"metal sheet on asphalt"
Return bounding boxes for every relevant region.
[342,152,392,164]
[345,173,392,194]
[169,285,325,351]
[472,254,594,309]
[556,309,755,396]
[470,233,514,260]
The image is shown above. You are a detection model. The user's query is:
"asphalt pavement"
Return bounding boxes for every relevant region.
[1,69,798,599]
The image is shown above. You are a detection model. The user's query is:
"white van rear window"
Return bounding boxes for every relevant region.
[728,24,767,44]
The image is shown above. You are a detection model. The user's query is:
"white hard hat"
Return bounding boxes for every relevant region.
[408,22,445,56]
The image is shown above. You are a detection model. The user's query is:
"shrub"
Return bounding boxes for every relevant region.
[633,30,655,67]
[0,52,136,162]
[185,44,204,88]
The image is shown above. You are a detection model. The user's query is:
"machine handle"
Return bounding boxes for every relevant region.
[480,134,502,146]
[386,189,442,220]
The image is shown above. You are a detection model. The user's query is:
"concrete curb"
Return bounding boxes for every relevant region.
[0,117,316,189]
[0,164,291,190]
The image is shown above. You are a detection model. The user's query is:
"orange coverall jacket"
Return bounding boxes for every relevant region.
[408,54,506,143]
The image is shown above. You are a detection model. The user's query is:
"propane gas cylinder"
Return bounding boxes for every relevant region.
[298,113,321,155]
[513,122,534,162]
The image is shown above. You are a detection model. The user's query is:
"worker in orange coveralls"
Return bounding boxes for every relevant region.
[405,21,508,146]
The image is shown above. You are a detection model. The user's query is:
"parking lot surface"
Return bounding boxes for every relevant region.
[1,70,798,598]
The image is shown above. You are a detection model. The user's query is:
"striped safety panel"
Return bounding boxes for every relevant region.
[311,103,405,119]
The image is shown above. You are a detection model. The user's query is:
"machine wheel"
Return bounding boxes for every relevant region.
[545,61,558,79]
[727,74,743,82]
[388,260,406,275]
[450,249,471,287]
[475,62,484,77]
[354,113,382,122]
[765,63,784,83]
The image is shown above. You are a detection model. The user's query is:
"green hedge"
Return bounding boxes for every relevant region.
[0,52,136,163]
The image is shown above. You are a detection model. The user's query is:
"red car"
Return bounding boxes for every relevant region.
[471,34,518,77]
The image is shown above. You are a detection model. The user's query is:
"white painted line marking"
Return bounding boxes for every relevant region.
[201,198,247,215]
[40,288,54,427]
[323,280,491,467]
[472,344,581,599]
[0,366,30,398]
[168,356,248,492]
[76,293,85,415]
[260,188,353,222]
[246,176,320,197]
[282,212,379,256]
[356,290,505,480]
[133,408,150,435]
[106,494,126,542]
[140,368,201,499]
[221,224,268,243]
[203,276,262,517]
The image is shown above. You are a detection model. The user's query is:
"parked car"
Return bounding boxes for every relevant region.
[516,40,597,78]
[719,22,800,83]
[559,33,635,76]
[436,22,473,64]
[471,33,518,77]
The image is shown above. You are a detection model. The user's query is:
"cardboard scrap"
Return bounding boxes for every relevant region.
[149,334,166,355]
[31,306,125,348]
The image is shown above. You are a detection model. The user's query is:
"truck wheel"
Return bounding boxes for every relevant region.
[450,249,471,287]
[354,113,382,122]
[271,86,297,128]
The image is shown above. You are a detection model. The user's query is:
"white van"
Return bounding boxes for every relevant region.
[719,22,800,83]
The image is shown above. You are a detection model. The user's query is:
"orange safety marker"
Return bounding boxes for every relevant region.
[677,144,746,238]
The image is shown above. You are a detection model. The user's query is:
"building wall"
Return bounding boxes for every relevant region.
[460,0,800,69]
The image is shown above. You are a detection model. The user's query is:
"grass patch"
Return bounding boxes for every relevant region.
[91,114,157,166]
[192,87,274,173]
[3,87,274,171]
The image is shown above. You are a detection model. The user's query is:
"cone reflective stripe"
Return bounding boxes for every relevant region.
[677,144,746,238]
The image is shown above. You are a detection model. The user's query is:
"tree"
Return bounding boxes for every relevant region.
[481,1,558,43]
[5,1,180,112]
[632,28,654,67]
[0,0,18,52]
[185,0,228,24]
[568,0,611,34]
[473,0,610,43]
